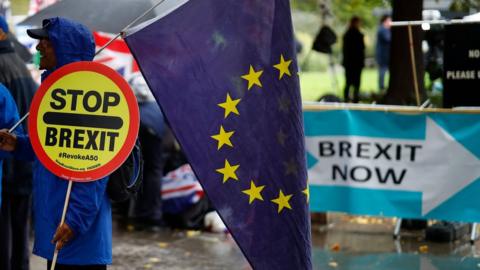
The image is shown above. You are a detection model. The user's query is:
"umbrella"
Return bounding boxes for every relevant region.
[18,0,178,34]
[9,33,33,63]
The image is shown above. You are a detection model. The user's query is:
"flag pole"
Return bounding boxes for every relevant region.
[95,0,167,55]
[8,0,167,134]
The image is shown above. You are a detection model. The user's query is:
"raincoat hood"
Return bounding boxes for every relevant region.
[41,17,95,80]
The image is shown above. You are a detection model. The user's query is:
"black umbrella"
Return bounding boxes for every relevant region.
[18,0,168,33]
[9,33,33,63]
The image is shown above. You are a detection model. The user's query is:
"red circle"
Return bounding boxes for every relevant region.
[28,61,140,182]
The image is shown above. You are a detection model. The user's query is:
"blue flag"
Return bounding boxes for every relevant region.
[125,0,312,268]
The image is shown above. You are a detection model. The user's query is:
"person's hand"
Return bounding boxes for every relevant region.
[0,29,7,41]
[0,129,17,152]
[52,223,74,250]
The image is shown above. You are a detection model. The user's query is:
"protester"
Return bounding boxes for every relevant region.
[375,15,392,92]
[0,83,20,206]
[0,17,112,269]
[0,15,36,270]
[342,16,365,103]
[128,75,166,229]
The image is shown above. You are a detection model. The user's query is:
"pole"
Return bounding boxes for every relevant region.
[49,180,73,270]
[407,24,421,106]
[95,0,167,55]
[391,19,480,27]
[8,112,29,133]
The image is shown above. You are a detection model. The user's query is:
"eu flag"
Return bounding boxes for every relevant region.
[125,0,312,268]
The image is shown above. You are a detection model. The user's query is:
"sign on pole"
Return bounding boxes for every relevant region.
[29,61,139,182]
[444,23,480,108]
[305,106,480,222]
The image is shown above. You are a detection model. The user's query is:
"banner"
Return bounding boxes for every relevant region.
[305,106,480,222]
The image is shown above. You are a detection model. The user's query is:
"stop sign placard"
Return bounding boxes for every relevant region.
[29,61,140,182]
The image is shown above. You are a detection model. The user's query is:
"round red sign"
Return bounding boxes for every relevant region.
[29,61,140,182]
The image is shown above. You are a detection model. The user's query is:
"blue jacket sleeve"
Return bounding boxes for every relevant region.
[0,86,20,159]
[12,134,35,161]
[65,177,109,235]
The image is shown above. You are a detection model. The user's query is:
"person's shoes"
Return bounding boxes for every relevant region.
[401,219,428,230]
[425,222,471,242]
[132,217,167,232]
[204,211,228,233]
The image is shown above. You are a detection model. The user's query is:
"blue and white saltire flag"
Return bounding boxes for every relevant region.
[125,0,312,269]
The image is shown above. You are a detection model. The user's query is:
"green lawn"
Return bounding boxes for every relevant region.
[299,69,383,101]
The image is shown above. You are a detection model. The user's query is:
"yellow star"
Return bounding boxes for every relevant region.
[216,159,240,183]
[273,54,292,80]
[218,93,241,119]
[302,187,309,203]
[271,190,293,213]
[211,125,234,150]
[241,65,263,90]
[242,180,265,204]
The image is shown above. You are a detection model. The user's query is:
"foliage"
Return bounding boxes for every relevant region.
[330,0,389,29]
[449,0,480,12]
[291,0,319,11]
[291,0,390,28]
[292,0,391,73]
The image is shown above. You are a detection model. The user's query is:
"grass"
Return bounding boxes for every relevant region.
[299,68,384,102]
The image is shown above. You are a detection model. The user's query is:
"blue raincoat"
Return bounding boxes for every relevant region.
[0,83,20,205]
[14,17,112,265]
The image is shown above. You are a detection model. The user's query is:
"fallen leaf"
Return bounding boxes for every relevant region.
[149,257,160,263]
[186,230,201,237]
[331,243,341,252]
[419,245,429,253]
[158,242,169,248]
[328,261,338,268]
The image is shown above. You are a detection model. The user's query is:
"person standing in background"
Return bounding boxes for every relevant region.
[129,75,167,229]
[342,16,365,103]
[375,15,392,92]
[0,15,36,270]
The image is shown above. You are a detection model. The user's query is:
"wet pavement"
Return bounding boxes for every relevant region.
[30,214,480,269]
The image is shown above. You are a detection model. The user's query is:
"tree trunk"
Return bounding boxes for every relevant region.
[383,0,425,105]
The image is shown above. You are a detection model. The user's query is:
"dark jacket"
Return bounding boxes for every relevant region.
[375,25,391,67]
[14,17,112,265]
[342,27,365,69]
[0,83,20,205]
[0,38,36,195]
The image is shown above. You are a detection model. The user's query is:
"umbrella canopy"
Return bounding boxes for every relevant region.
[18,0,167,33]
[9,33,33,63]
